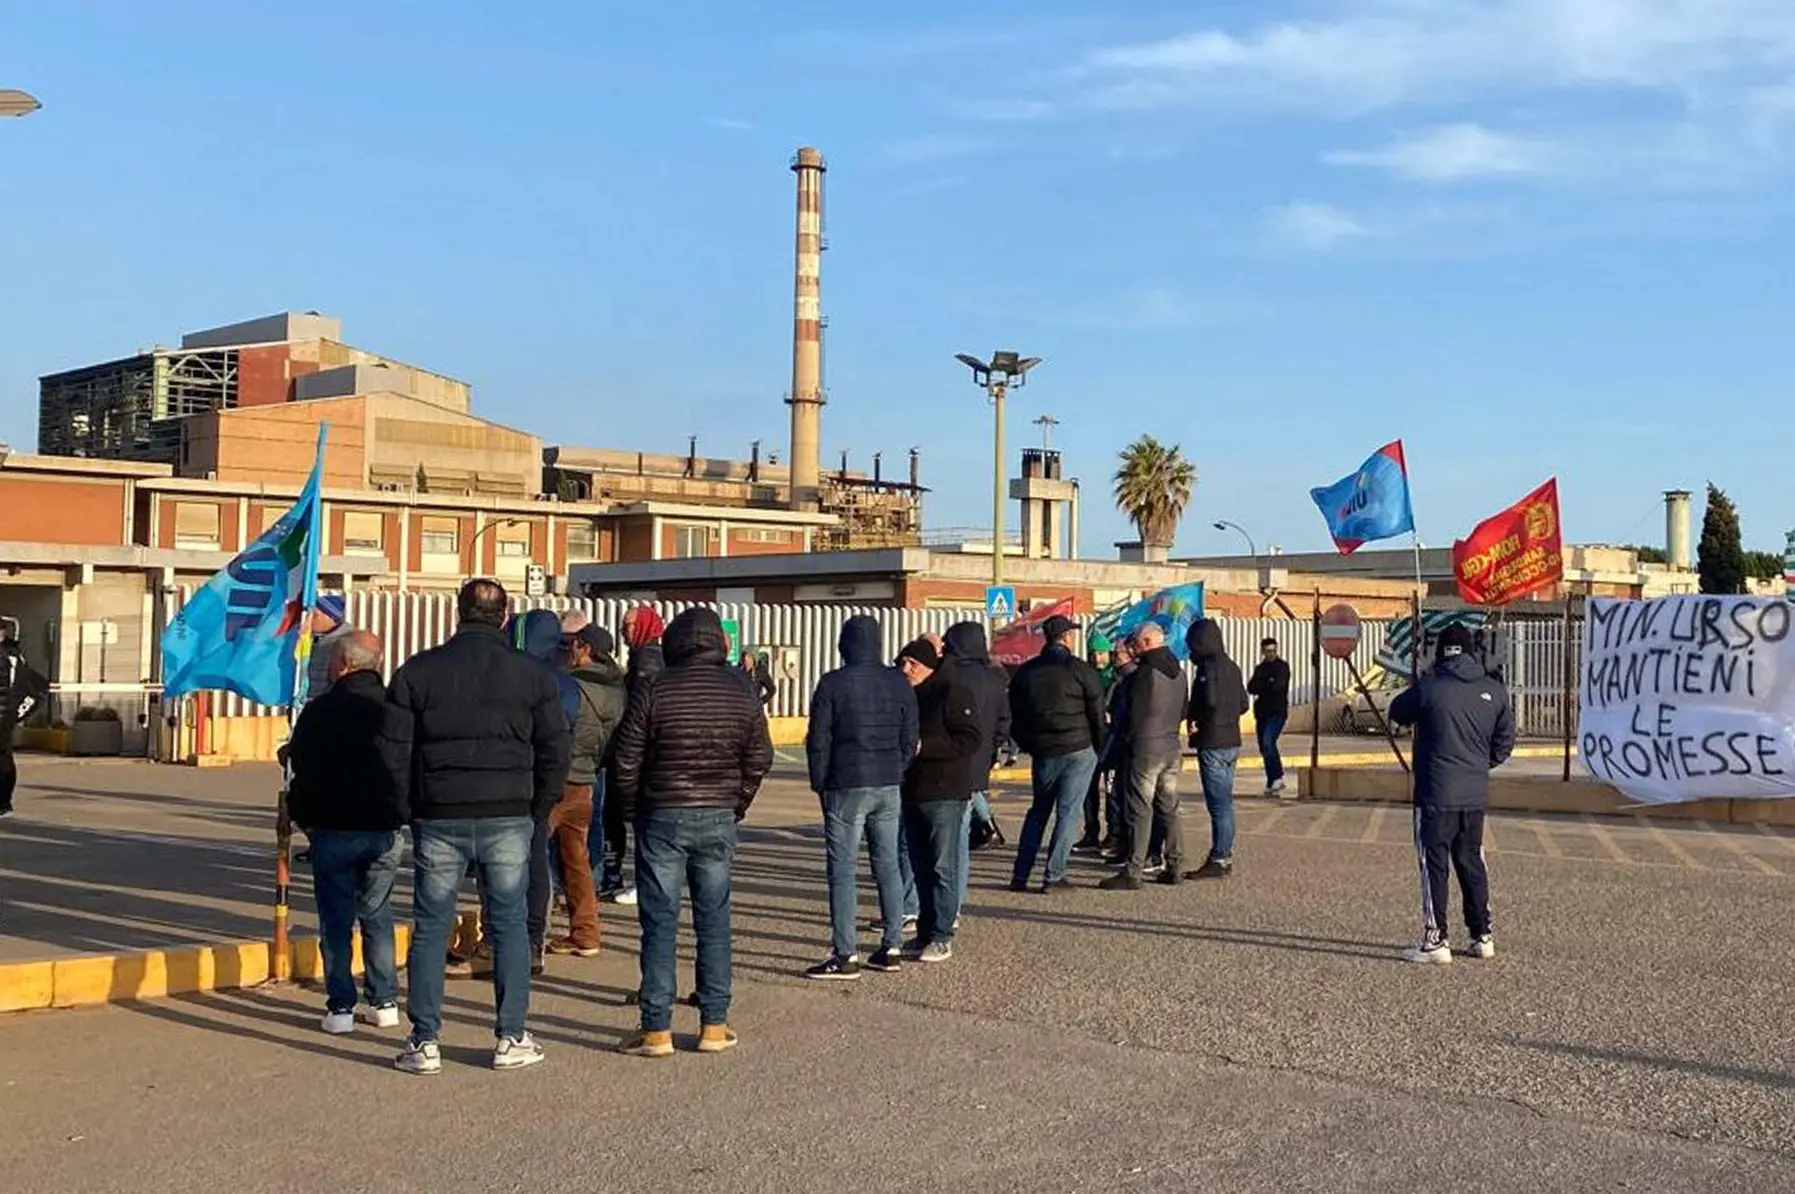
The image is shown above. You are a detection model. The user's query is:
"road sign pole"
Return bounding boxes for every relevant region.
[1309,591,1321,784]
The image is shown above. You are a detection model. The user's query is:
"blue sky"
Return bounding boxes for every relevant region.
[2,1,1790,558]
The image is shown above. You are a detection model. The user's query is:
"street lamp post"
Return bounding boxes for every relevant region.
[1213,519,1260,585]
[956,350,1041,620]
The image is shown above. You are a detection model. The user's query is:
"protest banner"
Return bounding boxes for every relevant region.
[1578,595,1795,803]
[1453,479,1563,606]
[989,597,1077,668]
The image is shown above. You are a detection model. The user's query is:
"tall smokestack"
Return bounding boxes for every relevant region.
[1665,489,1693,571]
[788,147,826,511]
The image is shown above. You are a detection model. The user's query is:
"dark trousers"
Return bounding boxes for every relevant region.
[477,813,552,951]
[1081,769,1105,843]
[1414,806,1491,939]
[0,743,14,812]
[599,775,631,894]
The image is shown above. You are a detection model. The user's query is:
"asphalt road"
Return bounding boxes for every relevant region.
[5,756,1795,1191]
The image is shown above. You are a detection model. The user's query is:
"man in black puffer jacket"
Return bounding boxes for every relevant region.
[1181,619,1250,881]
[611,607,773,1058]
[380,578,570,1075]
[803,615,919,980]
[1007,615,1105,893]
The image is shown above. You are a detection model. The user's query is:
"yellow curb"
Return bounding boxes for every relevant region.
[1300,766,1751,824]
[1,924,419,1014]
[989,743,1571,785]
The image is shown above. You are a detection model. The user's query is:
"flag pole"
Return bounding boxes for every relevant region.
[274,425,326,984]
[1409,530,1424,681]
[275,731,293,982]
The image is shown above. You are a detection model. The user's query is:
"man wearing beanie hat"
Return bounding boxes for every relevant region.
[1390,621,1515,965]
[306,594,354,703]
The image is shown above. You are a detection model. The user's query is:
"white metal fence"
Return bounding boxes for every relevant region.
[171,588,1579,737]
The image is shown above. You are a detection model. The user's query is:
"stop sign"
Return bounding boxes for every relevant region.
[1320,604,1361,660]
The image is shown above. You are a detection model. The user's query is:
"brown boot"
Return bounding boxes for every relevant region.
[696,1024,739,1054]
[547,936,600,958]
[621,1030,675,1058]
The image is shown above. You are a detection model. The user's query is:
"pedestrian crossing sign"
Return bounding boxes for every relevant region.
[985,585,1016,624]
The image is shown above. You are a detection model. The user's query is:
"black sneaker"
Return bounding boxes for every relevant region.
[1097,836,1120,855]
[1101,850,1129,867]
[1155,868,1184,886]
[1007,878,1031,893]
[1183,857,1234,881]
[1099,872,1142,892]
[804,954,861,981]
[1041,878,1073,894]
[1070,838,1102,855]
[865,947,903,973]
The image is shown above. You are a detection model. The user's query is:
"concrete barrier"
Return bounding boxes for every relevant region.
[1301,766,1795,826]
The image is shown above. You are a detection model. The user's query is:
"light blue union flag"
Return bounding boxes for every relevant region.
[161,430,326,707]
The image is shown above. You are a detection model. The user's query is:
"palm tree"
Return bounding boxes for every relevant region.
[1113,435,1196,548]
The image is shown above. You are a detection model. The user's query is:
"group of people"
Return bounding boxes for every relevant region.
[283,580,1516,1075]
[286,580,772,1072]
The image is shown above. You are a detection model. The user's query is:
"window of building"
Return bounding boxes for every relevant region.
[566,520,599,561]
[419,516,460,556]
[342,511,384,554]
[172,501,221,550]
[672,524,718,559]
[495,520,532,558]
[736,526,798,545]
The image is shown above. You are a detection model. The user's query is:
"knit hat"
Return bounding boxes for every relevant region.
[315,594,346,626]
[1087,631,1112,652]
[896,638,941,670]
[622,605,665,648]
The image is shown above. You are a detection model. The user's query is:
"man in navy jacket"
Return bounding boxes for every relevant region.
[803,616,920,980]
[1390,623,1515,965]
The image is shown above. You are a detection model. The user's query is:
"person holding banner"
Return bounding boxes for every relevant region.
[1389,624,1514,965]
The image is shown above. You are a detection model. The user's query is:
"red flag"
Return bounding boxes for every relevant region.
[1452,479,1564,606]
[989,598,1077,668]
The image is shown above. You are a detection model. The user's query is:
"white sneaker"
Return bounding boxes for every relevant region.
[321,1011,356,1035]
[615,887,638,907]
[918,941,953,964]
[363,1003,402,1029]
[1268,778,1287,795]
[493,1032,546,1071]
[1401,937,1453,965]
[395,1037,442,1075]
[1464,934,1495,959]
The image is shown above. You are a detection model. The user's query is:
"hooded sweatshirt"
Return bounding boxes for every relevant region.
[1185,619,1249,751]
[805,614,920,793]
[610,608,774,817]
[943,621,1012,791]
[1389,652,1515,810]
[505,609,581,729]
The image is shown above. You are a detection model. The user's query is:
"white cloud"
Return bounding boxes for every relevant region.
[1079,2,1795,114]
[1326,123,1560,180]
[1263,202,1372,251]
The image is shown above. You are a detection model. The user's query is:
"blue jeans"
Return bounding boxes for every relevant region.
[904,800,965,944]
[1013,749,1098,887]
[308,828,403,1013]
[407,817,533,1041]
[1257,713,1288,786]
[1198,748,1240,860]
[822,786,905,957]
[892,819,919,920]
[957,790,992,910]
[636,807,737,1032]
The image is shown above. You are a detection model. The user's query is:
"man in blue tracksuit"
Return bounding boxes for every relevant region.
[1389,623,1515,965]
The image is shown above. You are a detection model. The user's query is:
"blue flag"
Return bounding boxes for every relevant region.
[1098,582,1206,661]
[1311,439,1415,554]
[162,429,326,707]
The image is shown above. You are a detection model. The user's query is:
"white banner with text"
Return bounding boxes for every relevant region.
[1579,595,1795,804]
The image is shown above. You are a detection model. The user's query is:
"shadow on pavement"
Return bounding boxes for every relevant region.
[1510,1039,1795,1091]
